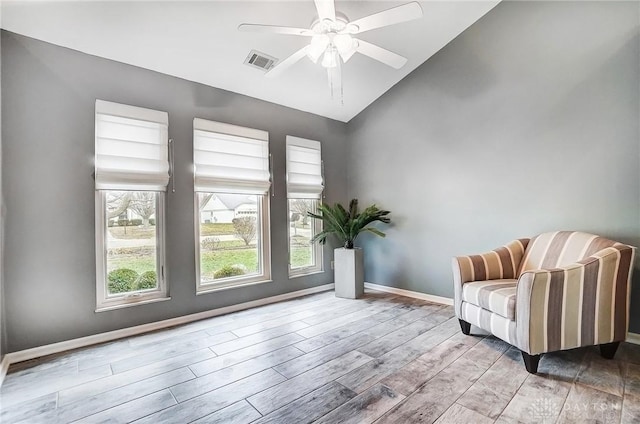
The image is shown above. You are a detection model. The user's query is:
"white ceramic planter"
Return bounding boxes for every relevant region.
[334,247,364,299]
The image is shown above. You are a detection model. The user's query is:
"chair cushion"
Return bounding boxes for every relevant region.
[462,279,517,320]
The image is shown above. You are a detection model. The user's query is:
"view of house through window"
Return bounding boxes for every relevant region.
[289,198,321,272]
[105,191,159,295]
[198,192,263,284]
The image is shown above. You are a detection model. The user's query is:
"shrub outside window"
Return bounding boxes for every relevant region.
[97,191,166,302]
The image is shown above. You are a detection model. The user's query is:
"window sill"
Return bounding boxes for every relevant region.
[197,278,272,295]
[95,296,171,313]
[288,269,324,279]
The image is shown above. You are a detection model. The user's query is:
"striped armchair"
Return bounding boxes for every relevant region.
[452,231,635,374]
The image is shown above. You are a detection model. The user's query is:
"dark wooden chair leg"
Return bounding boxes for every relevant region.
[521,351,541,374]
[600,342,620,359]
[458,319,471,335]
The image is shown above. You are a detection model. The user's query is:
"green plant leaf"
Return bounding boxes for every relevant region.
[310,229,333,245]
[349,198,359,220]
[363,227,386,238]
[318,204,349,242]
[306,198,391,247]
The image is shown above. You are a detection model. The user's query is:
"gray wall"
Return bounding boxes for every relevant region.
[348,1,640,331]
[2,31,348,353]
[0,21,4,359]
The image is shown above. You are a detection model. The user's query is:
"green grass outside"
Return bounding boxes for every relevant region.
[290,246,312,268]
[108,248,259,276]
[108,223,235,241]
[108,226,155,240]
[109,243,315,279]
[200,239,250,250]
[200,249,259,279]
[108,256,156,275]
[109,240,250,259]
[200,223,236,236]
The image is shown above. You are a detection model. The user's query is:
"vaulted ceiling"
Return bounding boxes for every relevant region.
[1,1,500,122]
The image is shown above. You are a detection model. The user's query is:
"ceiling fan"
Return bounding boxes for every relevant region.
[238,0,423,100]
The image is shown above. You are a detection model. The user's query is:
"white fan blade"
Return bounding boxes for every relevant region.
[314,0,336,22]
[238,24,313,36]
[355,39,407,69]
[345,2,423,34]
[266,46,308,78]
[327,59,342,101]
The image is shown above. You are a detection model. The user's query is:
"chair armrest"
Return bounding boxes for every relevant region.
[452,238,529,317]
[515,245,635,355]
[452,238,529,285]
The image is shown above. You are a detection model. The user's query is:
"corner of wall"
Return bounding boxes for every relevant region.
[0,27,6,361]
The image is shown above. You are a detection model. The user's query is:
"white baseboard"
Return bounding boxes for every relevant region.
[364,282,454,306]
[1,283,334,376]
[363,284,640,347]
[627,332,640,345]
[363,283,640,345]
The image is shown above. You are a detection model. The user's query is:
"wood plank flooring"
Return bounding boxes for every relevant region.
[1,289,639,423]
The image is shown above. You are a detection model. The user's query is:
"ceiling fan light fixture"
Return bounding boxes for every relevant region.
[319,18,336,32]
[345,23,359,34]
[334,34,358,63]
[321,47,339,68]
[307,34,329,63]
[333,34,353,54]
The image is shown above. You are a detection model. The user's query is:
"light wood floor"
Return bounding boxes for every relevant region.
[1,290,640,423]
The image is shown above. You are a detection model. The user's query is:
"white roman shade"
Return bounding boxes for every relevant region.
[193,118,270,195]
[95,100,169,191]
[286,136,323,199]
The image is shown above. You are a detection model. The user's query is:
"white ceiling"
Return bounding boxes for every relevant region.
[1,0,500,122]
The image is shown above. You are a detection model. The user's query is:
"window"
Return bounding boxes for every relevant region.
[286,136,323,276]
[94,100,169,310]
[288,199,322,274]
[194,118,271,292]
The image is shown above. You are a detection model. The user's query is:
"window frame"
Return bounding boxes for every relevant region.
[195,192,272,294]
[287,198,323,278]
[95,190,168,311]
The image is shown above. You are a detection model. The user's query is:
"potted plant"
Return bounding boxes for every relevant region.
[308,199,391,299]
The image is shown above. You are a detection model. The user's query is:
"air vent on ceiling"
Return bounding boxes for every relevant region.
[244,50,277,71]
